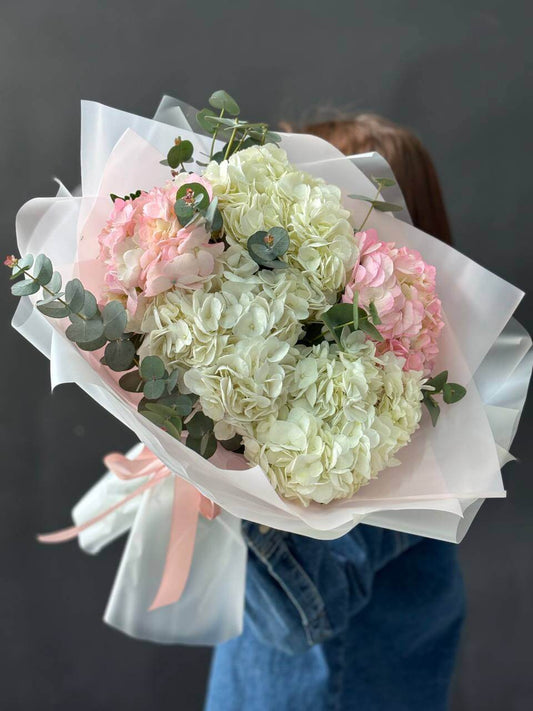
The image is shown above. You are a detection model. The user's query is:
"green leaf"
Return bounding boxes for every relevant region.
[176,182,210,211]
[65,278,85,313]
[208,90,240,116]
[264,131,282,144]
[196,108,217,134]
[220,434,244,452]
[203,197,223,232]
[186,431,217,459]
[143,379,166,400]
[247,227,290,268]
[368,301,381,325]
[158,393,194,416]
[347,194,375,203]
[11,279,40,296]
[321,303,355,345]
[186,411,214,438]
[166,369,179,393]
[167,140,194,168]
[12,254,34,278]
[174,200,195,227]
[47,271,62,294]
[352,291,359,331]
[140,355,166,380]
[104,339,136,372]
[102,300,127,340]
[81,291,99,319]
[143,402,180,418]
[442,382,467,404]
[76,335,107,351]
[372,176,396,188]
[423,394,441,427]
[119,370,143,393]
[426,370,448,393]
[162,416,183,439]
[37,300,70,318]
[33,254,53,286]
[372,201,404,213]
[65,314,104,343]
[140,409,167,428]
[359,317,385,342]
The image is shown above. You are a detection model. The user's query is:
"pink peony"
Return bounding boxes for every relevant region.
[342,229,443,374]
[97,174,222,315]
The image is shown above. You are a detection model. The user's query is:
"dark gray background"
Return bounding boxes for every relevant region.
[1,1,531,709]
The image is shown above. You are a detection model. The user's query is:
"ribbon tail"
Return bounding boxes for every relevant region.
[37,477,160,544]
[148,477,202,611]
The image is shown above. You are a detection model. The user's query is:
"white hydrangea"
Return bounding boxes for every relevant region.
[204,143,357,313]
[242,334,424,505]
[183,335,298,432]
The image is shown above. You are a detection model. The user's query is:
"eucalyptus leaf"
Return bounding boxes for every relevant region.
[167,140,194,168]
[143,379,166,400]
[186,431,217,459]
[359,317,384,342]
[119,370,143,393]
[47,271,62,294]
[186,411,214,438]
[196,108,217,134]
[77,334,107,352]
[442,382,467,404]
[143,402,180,418]
[65,278,85,313]
[352,291,359,331]
[33,254,53,286]
[423,394,441,427]
[66,314,104,343]
[166,369,179,393]
[372,176,396,188]
[11,279,39,296]
[426,370,448,393]
[37,300,70,318]
[176,182,210,211]
[104,339,136,372]
[140,355,166,380]
[174,200,195,227]
[140,410,167,428]
[102,300,127,340]
[158,394,194,416]
[368,301,381,325]
[81,290,99,319]
[220,434,244,452]
[208,90,240,115]
[372,201,404,213]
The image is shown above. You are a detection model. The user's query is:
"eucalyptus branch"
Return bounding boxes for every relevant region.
[358,185,383,231]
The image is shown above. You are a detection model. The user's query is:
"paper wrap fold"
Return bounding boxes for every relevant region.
[12,97,532,644]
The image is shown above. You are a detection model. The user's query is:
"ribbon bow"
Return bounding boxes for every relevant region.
[38,447,220,610]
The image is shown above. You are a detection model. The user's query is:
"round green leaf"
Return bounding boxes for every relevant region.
[196,108,217,134]
[11,279,40,296]
[34,254,53,286]
[140,355,166,380]
[186,411,214,438]
[442,383,467,404]
[65,278,85,313]
[102,300,127,340]
[81,290,99,319]
[47,271,62,294]
[143,379,166,400]
[77,334,107,352]
[119,370,143,393]
[208,90,240,116]
[167,140,194,168]
[66,314,104,343]
[104,339,136,372]
[37,300,70,318]
[426,370,448,393]
[176,182,210,211]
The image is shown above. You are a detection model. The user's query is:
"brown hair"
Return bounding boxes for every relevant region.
[284,114,452,245]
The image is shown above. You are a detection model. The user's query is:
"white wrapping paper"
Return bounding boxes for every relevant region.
[12,99,532,644]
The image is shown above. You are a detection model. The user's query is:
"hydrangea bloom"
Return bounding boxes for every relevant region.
[343,229,444,374]
[97,174,223,315]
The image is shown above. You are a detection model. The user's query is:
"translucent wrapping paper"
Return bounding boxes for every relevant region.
[12,98,532,644]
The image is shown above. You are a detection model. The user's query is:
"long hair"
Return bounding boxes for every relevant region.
[284,114,452,245]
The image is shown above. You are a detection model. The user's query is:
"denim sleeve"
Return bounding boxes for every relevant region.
[242,521,421,655]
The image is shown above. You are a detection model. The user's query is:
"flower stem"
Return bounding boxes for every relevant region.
[358,185,382,232]
[209,109,224,160]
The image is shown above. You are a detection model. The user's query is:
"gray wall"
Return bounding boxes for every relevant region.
[1,1,531,709]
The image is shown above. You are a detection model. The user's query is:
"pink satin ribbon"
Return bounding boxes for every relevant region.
[38,447,220,610]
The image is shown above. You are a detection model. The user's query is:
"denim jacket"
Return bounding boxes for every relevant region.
[206,523,465,711]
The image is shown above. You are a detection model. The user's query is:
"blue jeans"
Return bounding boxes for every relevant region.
[205,522,465,711]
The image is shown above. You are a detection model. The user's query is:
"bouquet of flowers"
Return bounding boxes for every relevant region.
[8,91,531,644]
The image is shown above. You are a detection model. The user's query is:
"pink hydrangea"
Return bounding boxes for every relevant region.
[342,229,443,374]
[97,174,223,315]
